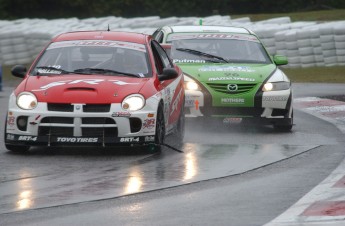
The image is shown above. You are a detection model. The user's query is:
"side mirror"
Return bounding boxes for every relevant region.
[273,55,288,66]
[159,68,178,81]
[11,65,27,78]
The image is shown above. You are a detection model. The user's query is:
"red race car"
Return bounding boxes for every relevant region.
[5,31,185,153]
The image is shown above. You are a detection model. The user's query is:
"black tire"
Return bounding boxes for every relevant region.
[274,110,293,132]
[154,105,165,152]
[174,106,185,146]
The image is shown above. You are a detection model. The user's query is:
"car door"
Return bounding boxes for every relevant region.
[151,41,184,132]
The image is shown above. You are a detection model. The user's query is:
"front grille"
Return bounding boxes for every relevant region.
[206,83,257,95]
[47,104,111,112]
[83,104,110,113]
[82,117,115,124]
[48,103,73,112]
[41,117,74,124]
[38,117,118,137]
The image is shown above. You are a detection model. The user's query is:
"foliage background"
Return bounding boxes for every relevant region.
[0,0,344,19]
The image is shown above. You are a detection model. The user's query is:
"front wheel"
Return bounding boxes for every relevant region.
[154,105,165,152]
[173,106,185,146]
[274,111,294,132]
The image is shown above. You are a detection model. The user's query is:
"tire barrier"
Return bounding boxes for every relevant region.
[0,16,344,68]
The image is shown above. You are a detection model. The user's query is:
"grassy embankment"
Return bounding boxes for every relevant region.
[1,9,345,85]
[233,9,345,83]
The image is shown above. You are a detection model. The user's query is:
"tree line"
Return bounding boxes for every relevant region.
[0,0,344,20]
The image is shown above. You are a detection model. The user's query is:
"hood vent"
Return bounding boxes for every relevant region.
[66,87,96,91]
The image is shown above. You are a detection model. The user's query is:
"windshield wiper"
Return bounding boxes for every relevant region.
[176,48,228,63]
[74,68,140,77]
[35,66,74,75]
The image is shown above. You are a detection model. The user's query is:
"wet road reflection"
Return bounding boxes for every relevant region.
[125,167,143,194]
[0,143,318,214]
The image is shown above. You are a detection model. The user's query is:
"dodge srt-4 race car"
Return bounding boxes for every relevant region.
[153,25,293,131]
[5,31,185,153]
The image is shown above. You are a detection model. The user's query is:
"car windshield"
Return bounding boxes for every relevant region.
[31,40,151,77]
[168,33,271,64]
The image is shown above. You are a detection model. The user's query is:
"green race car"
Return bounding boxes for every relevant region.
[153,25,293,131]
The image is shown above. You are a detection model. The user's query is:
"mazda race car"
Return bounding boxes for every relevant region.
[153,25,293,131]
[5,31,185,153]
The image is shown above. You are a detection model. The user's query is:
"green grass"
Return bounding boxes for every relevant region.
[232,9,345,22]
[282,66,345,83]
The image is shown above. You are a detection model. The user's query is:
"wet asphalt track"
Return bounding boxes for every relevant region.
[1,83,345,226]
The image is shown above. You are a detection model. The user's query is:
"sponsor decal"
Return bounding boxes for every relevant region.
[19,136,38,141]
[223,117,242,124]
[170,88,183,116]
[6,134,15,140]
[32,79,139,91]
[169,34,258,42]
[37,68,62,74]
[145,136,155,142]
[143,119,155,129]
[49,40,147,52]
[120,137,140,142]
[209,76,255,82]
[173,59,206,63]
[263,96,288,101]
[221,98,245,104]
[185,99,195,107]
[112,112,131,117]
[169,34,200,41]
[196,34,258,42]
[194,99,200,110]
[147,113,155,118]
[57,137,98,142]
[7,116,15,126]
[109,80,139,86]
[200,65,255,72]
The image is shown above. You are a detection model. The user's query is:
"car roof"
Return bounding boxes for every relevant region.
[162,25,252,35]
[52,31,150,44]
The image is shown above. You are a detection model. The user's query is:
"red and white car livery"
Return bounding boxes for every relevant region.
[5,31,185,153]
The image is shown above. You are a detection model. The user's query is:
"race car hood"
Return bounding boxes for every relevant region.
[179,63,277,84]
[20,75,149,103]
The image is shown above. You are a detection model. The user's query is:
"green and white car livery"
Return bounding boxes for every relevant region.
[153,25,293,131]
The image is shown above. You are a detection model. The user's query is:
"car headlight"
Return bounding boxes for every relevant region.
[122,94,145,111]
[184,74,201,91]
[185,81,200,91]
[262,82,290,92]
[17,92,38,110]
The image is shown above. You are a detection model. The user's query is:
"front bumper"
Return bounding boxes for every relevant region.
[184,87,293,125]
[5,133,155,147]
[5,99,158,147]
